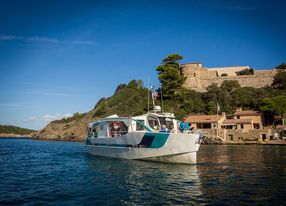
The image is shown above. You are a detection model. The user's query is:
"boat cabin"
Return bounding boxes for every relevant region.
[88,113,178,138]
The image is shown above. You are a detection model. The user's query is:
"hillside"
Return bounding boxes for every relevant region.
[0,125,36,137]
[34,76,286,142]
[34,80,149,141]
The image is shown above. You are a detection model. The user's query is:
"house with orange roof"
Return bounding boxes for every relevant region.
[186,114,226,130]
[233,109,263,129]
[186,109,270,142]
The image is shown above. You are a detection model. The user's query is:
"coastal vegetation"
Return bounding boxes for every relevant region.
[235,68,254,75]
[52,112,86,123]
[89,55,286,125]
[0,125,35,135]
[37,55,285,140]
[52,55,286,126]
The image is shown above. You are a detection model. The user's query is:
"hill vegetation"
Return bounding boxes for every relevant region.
[36,54,286,141]
[0,125,36,135]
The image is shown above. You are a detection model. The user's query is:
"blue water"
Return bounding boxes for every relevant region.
[0,138,285,205]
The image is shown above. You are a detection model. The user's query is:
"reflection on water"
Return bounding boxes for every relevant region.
[197,145,286,205]
[86,156,203,205]
[0,138,285,205]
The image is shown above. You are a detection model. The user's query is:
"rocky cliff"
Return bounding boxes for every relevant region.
[34,112,94,141]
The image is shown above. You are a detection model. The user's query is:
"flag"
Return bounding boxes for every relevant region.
[152,90,159,99]
[150,85,159,99]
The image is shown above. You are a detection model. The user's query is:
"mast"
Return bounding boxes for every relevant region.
[147,77,150,113]
[160,85,164,113]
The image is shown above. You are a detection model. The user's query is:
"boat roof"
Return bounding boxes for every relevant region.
[89,117,132,127]
[134,112,175,119]
[89,112,176,127]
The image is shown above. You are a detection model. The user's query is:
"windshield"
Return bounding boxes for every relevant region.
[158,117,174,130]
[147,116,160,130]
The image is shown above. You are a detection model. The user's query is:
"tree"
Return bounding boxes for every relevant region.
[275,63,286,71]
[203,84,232,113]
[127,80,143,89]
[206,101,217,115]
[220,80,240,93]
[272,70,286,89]
[235,68,254,75]
[156,54,185,98]
[231,87,258,109]
[94,102,108,117]
[162,54,183,63]
[259,96,286,119]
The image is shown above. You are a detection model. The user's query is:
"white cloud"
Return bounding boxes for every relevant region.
[0,35,97,46]
[23,116,37,122]
[43,113,73,122]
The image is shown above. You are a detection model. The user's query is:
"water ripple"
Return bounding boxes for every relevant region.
[0,139,285,205]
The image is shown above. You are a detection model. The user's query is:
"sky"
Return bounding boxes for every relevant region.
[0,0,285,130]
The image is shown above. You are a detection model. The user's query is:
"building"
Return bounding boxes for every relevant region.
[181,62,277,92]
[233,109,263,129]
[186,110,271,142]
[186,114,225,130]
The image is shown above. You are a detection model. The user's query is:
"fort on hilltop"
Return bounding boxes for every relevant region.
[181,63,277,92]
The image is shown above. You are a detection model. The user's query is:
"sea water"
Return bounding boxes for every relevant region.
[0,138,285,205]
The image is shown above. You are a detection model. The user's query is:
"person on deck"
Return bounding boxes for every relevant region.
[179,118,190,133]
[111,122,121,137]
[160,124,168,133]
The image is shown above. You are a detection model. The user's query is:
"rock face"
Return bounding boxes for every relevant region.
[34,112,94,142]
[0,133,32,138]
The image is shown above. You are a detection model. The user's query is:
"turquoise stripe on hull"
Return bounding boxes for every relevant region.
[86,132,170,148]
[145,133,169,148]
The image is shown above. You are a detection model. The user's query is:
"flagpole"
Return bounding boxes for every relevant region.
[151,85,155,108]
[160,85,164,113]
[147,77,150,113]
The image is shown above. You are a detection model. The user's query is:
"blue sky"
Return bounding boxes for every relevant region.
[0,0,285,130]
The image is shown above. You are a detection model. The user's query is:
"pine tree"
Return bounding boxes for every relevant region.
[156,54,185,98]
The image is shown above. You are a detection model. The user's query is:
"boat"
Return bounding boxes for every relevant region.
[85,106,202,164]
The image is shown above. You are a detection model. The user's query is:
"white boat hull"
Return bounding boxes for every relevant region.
[86,132,200,164]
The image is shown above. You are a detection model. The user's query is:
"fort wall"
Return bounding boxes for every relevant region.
[181,63,276,92]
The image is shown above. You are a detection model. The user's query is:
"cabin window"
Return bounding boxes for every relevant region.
[98,122,108,138]
[158,117,174,131]
[90,123,100,138]
[241,124,244,129]
[109,121,128,137]
[148,116,160,130]
[136,120,145,131]
[166,120,174,131]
